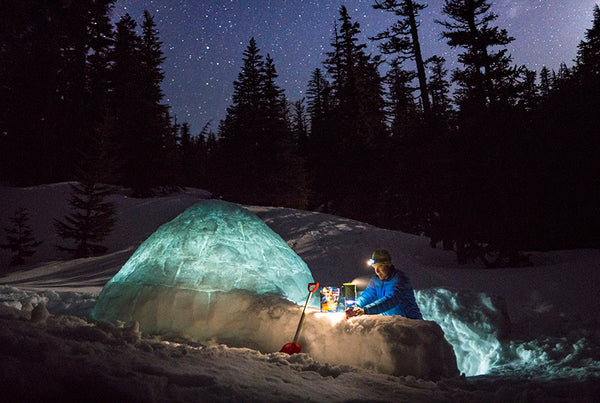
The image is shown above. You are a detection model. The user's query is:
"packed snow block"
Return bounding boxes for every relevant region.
[300,313,460,380]
[92,199,315,322]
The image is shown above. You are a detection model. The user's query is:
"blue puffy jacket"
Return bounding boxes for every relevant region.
[355,266,422,319]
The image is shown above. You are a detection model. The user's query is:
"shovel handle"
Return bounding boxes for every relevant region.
[308,282,319,293]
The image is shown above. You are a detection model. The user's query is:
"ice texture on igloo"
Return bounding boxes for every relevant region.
[92,199,315,324]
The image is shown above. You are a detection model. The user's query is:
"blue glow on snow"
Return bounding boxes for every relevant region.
[416,288,600,379]
[95,200,315,306]
[417,288,506,376]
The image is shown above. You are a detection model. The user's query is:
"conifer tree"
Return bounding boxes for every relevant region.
[433,0,525,263]
[320,6,388,218]
[306,68,332,128]
[426,56,453,126]
[538,66,552,98]
[306,68,334,208]
[55,181,117,258]
[387,61,419,139]
[372,0,431,118]
[576,5,600,80]
[111,11,170,196]
[54,115,117,258]
[1,208,42,266]
[292,99,309,162]
[515,67,538,112]
[437,0,516,113]
[217,38,308,208]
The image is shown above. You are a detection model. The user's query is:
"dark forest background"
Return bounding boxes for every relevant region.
[1,1,599,265]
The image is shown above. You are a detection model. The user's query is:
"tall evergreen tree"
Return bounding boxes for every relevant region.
[538,66,552,98]
[372,0,431,120]
[306,68,331,127]
[292,99,309,162]
[217,37,265,202]
[575,5,600,80]
[111,11,170,196]
[437,0,516,113]
[387,61,419,139]
[306,68,335,208]
[426,55,453,126]
[217,38,308,208]
[515,67,538,112]
[432,0,527,264]
[54,117,117,259]
[320,6,388,219]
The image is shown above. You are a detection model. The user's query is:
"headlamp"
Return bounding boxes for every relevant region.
[367,258,376,266]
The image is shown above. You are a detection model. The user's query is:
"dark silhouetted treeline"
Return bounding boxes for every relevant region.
[1,2,599,264]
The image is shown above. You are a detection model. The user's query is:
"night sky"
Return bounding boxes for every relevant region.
[112,0,599,135]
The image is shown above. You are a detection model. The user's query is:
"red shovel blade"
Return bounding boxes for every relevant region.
[280,342,301,355]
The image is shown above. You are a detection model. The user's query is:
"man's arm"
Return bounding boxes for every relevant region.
[362,274,410,315]
[355,278,377,308]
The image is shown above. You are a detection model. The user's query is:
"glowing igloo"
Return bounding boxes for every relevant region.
[92,199,315,328]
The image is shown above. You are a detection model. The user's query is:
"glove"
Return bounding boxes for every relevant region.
[345,306,364,319]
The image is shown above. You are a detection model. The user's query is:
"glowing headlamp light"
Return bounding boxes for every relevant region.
[367,258,376,266]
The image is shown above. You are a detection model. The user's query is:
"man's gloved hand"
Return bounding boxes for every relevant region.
[345,306,365,319]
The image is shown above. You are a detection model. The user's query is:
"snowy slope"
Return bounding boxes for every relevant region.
[1,183,599,402]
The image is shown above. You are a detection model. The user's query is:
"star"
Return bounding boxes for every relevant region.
[112,0,599,134]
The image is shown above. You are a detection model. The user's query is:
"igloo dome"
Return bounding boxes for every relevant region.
[92,199,315,325]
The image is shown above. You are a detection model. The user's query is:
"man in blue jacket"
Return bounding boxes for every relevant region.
[346,249,422,319]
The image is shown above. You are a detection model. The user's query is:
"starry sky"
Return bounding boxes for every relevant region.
[112,0,599,135]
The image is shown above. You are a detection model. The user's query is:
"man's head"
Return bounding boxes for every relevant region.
[368,249,394,281]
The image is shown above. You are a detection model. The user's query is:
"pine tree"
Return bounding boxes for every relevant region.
[387,61,419,139]
[320,6,388,218]
[426,56,452,124]
[306,68,330,123]
[55,181,117,258]
[217,38,308,208]
[538,66,552,98]
[515,67,538,112]
[576,5,600,80]
[110,11,170,196]
[111,14,143,190]
[217,38,265,202]
[372,0,431,119]
[54,114,117,258]
[437,0,516,113]
[292,99,309,162]
[432,1,526,264]
[1,208,42,266]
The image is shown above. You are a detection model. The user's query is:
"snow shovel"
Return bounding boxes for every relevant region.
[280,282,319,355]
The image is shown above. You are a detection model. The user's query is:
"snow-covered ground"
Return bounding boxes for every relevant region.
[1,183,599,402]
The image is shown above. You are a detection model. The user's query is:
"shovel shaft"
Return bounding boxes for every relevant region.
[292,282,318,343]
